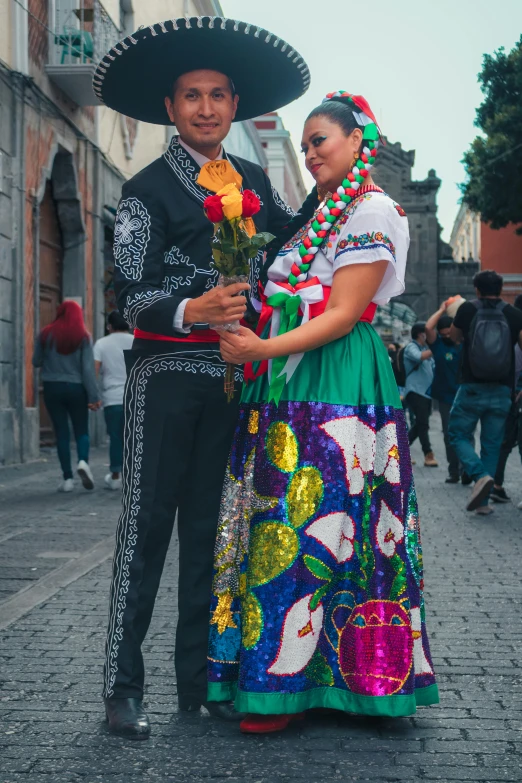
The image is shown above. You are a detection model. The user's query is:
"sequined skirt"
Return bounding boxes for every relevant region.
[208,323,438,716]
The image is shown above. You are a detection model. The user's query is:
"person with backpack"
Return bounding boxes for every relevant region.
[490,293,522,507]
[404,322,438,467]
[449,271,522,515]
[425,303,462,482]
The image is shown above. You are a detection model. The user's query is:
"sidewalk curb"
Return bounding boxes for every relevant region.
[0,535,114,631]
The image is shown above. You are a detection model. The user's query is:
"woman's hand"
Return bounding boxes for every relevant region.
[220,326,267,364]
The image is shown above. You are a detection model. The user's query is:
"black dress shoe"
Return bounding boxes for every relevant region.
[104,697,151,740]
[178,696,245,722]
[445,475,460,484]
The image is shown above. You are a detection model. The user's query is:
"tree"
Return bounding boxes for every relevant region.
[460,35,522,232]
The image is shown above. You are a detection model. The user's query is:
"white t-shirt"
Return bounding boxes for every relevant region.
[268,189,409,305]
[93,332,134,407]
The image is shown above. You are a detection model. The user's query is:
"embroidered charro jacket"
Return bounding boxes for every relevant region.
[113,136,296,351]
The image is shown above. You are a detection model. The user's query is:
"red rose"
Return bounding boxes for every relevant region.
[241,189,261,218]
[204,194,225,223]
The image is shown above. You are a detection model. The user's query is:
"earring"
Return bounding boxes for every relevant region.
[354,152,359,160]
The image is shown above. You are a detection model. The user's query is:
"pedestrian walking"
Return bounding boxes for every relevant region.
[490,294,522,508]
[449,271,522,514]
[93,312,134,491]
[425,303,462,482]
[32,301,101,492]
[404,323,438,467]
[95,16,316,739]
[210,90,438,733]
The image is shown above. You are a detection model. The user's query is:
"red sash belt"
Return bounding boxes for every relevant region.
[134,328,219,343]
[134,299,377,349]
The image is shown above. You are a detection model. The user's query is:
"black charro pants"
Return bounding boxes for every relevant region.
[103,347,240,702]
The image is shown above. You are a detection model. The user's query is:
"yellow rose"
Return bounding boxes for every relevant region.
[242,217,257,237]
[197,160,243,193]
[220,185,244,220]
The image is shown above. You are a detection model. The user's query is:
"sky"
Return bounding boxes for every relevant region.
[222,0,522,241]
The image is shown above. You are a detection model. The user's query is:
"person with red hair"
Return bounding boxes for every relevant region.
[33,300,101,491]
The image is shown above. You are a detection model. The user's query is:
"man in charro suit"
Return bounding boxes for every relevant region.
[92,16,314,738]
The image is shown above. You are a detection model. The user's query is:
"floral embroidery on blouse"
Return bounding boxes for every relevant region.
[394,202,407,217]
[328,192,375,244]
[335,231,396,262]
[282,219,313,251]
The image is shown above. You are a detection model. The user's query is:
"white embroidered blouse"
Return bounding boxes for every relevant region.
[268,190,409,306]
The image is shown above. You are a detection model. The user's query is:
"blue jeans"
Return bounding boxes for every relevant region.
[449,384,512,497]
[43,381,89,480]
[104,404,124,473]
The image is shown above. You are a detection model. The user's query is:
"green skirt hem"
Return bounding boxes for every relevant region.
[207,682,439,717]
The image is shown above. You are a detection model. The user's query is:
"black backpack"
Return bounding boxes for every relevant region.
[468,299,512,381]
[392,346,407,387]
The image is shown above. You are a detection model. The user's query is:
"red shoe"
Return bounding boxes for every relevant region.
[240,713,304,734]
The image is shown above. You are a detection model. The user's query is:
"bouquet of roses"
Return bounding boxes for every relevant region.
[203,184,274,401]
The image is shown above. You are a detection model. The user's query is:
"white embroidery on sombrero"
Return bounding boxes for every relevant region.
[93,18,310,123]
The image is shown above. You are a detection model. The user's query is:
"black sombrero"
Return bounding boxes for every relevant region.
[93,16,310,124]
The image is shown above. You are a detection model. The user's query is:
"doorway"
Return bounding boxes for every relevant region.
[38,179,64,445]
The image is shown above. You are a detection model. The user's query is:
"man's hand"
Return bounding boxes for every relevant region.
[183,282,250,326]
[88,401,102,411]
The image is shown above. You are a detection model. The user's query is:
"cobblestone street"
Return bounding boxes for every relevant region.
[1,418,522,783]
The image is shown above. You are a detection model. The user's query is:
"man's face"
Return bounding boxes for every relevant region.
[164,70,239,152]
[416,331,427,346]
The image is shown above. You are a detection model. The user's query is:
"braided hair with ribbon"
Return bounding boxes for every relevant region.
[252,91,384,404]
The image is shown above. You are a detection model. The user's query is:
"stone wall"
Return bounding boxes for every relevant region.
[0,66,125,465]
[0,74,17,464]
[373,141,443,321]
[438,261,480,305]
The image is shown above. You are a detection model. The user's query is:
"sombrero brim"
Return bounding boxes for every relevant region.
[93,17,311,124]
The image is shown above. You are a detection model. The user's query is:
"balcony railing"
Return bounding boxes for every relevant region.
[46,0,120,106]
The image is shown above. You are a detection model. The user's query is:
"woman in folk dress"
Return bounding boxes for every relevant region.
[208,91,439,734]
